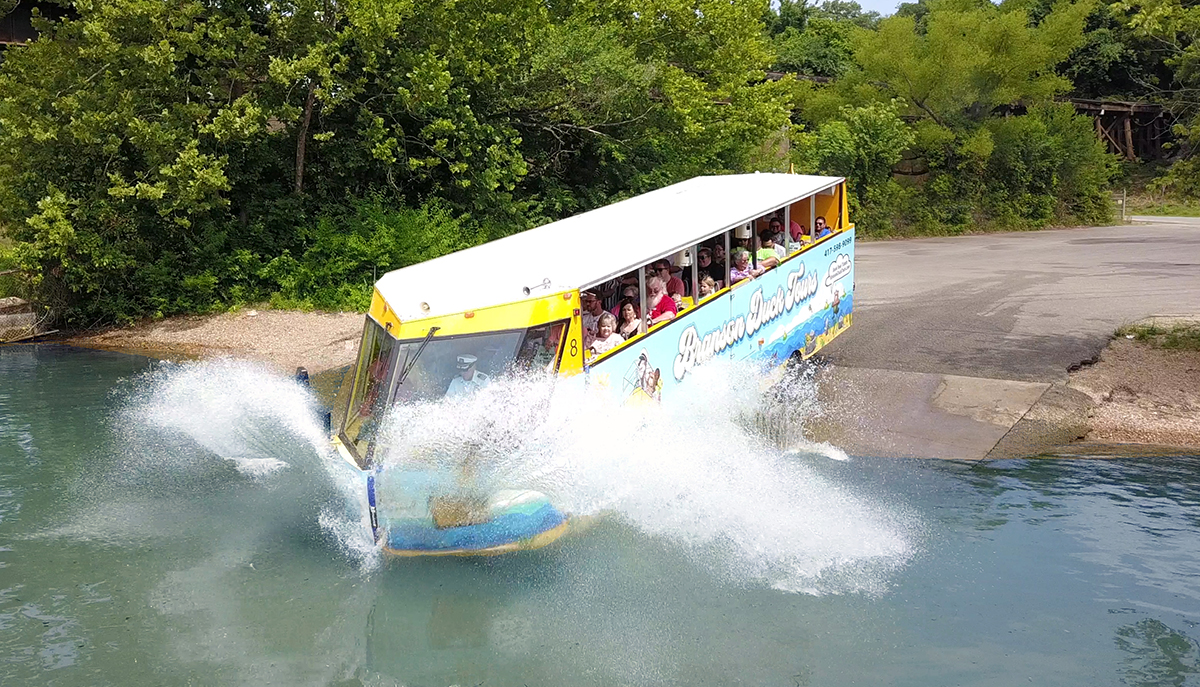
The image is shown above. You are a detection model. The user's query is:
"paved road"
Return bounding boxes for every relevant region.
[813,217,1200,459]
[825,216,1200,382]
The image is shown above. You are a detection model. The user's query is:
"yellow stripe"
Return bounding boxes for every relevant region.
[369,288,585,376]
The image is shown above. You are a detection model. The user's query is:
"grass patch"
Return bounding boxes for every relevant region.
[0,227,26,299]
[857,220,1094,241]
[1115,161,1200,218]
[1115,323,1200,351]
[1124,199,1200,217]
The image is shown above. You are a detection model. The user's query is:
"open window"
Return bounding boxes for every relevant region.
[515,321,568,374]
[341,319,401,462]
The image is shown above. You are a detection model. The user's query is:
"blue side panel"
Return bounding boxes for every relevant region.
[587,230,855,405]
[386,504,567,552]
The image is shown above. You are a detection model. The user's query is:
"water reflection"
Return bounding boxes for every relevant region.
[360,525,822,686]
[1116,618,1200,687]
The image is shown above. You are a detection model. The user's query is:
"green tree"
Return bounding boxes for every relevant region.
[1116,0,1200,196]
[1057,5,1169,98]
[0,0,286,319]
[854,0,1094,124]
[800,100,915,198]
[817,0,881,29]
[786,0,1116,234]
[0,0,796,321]
[773,15,857,76]
[764,0,812,36]
[792,100,915,232]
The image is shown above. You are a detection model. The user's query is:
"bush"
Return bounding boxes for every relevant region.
[0,234,24,300]
[982,104,1117,227]
[264,198,480,312]
[811,101,915,201]
[1,191,479,320]
[810,103,1117,236]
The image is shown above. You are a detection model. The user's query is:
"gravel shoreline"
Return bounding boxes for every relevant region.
[63,309,364,374]
[1068,336,1200,448]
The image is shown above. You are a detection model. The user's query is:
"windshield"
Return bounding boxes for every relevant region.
[340,318,567,464]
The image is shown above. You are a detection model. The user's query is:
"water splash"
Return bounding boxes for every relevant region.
[111,358,380,567]
[111,356,917,594]
[374,358,918,595]
[121,358,327,477]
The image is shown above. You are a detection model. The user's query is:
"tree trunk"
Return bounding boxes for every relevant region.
[295,84,317,194]
[1123,114,1136,161]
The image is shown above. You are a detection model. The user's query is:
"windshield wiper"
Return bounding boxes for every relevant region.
[397,325,439,385]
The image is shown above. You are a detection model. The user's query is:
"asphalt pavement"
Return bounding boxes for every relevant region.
[813,216,1200,459]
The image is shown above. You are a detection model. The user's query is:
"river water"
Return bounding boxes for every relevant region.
[2,344,1199,686]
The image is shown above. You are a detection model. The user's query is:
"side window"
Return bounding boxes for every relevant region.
[516,321,568,373]
[342,320,398,460]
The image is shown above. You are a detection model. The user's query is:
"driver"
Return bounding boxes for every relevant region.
[445,354,490,398]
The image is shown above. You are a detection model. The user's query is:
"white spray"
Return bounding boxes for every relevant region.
[120,356,917,594]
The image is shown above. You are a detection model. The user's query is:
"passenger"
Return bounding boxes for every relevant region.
[616,299,641,339]
[593,278,621,312]
[788,222,810,252]
[356,354,390,418]
[580,291,603,339]
[730,249,763,284]
[697,247,720,284]
[696,245,710,279]
[645,276,677,325]
[790,218,806,242]
[669,264,688,302]
[768,219,788,259]
[610,285,638,317]
[616,271,640,305]
[712,243,726,273]
[534,326,563,372]
[698,274,717,298]
[755,231,781,270]
[815,216,832,239]
[589,312,624,355]
[445,354,490,397]
[655,260,686,300]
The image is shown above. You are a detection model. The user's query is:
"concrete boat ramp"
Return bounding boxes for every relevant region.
[815,216,1200,460]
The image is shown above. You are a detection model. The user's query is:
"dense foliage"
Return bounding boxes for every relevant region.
[783,0,1120,236]
[1114,0,1200,197]
[0,0,792,321]
[0,0,1190,321]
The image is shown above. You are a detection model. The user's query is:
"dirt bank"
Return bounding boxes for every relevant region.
[1068,336,1200,448]
[63,309,363,373]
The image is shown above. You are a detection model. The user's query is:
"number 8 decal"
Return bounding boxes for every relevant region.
[570,338,579,357]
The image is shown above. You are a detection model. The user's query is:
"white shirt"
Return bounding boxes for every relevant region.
[589,332,625,355]
[445,371,489,398]
[581,310,602,335]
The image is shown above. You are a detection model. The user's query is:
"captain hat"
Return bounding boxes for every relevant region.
[456,354,478,369]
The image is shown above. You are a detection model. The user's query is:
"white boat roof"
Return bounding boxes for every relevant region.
[376,173,843,322]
